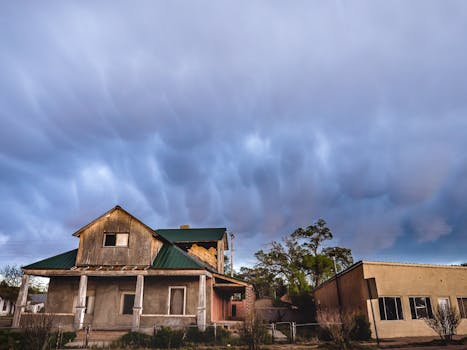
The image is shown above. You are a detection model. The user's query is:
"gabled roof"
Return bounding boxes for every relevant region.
[72,205,155,237]
[156,228,228,248]
[152,243,213,270]
[23,249,78,270]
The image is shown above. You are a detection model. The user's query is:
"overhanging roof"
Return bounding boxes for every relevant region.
[156,228,228,248]
[23,249,78,270]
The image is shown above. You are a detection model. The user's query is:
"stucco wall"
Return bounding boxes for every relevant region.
[46,276,78,313]
[363,263,467,338]
[314,263,367,315]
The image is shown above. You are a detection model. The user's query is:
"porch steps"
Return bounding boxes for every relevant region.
[66,330,127,348]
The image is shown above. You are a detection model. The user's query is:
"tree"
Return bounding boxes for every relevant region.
[236,266,286,300]
[0,264,23,287]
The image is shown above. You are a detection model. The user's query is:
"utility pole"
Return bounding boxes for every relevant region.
[333,257,343,319]
[230,232,235,277]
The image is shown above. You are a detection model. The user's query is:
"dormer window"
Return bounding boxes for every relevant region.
[103,232,129,247]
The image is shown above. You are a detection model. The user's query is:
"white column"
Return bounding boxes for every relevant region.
[74,275,88,330]
[197,275,206,331]
[132,275,144,331]
[12,274,30,328]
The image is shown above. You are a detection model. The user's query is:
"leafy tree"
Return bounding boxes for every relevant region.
[236,266,286,301]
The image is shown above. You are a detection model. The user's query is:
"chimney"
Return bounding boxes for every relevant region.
[180,224,190,229]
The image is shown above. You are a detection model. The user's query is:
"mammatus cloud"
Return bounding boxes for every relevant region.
[1,1,467,267]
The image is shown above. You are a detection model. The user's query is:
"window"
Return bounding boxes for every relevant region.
[438,297,450,311]
[122,294,135,315]
[232,304,237,317]
[232,293,243,301]
[409,297,433,319]
[168,287,186,315]
[378,297,403,320]
[458,298,467,318]
[103,232,129,247]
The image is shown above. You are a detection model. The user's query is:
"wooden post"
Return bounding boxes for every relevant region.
[74,275,88,330]
[12,274,29,328]
[197,275,206,331]
[132,275,144,331]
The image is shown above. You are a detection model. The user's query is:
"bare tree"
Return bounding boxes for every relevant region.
[424,304,461,344]
[317,309,352,350]
[22,313,55,350]
[0,264,23,287]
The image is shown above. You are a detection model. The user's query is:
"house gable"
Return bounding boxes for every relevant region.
[75,206,163,267]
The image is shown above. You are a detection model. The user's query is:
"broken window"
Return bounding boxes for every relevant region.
[409,296,433,319]
[458,298,467,318]
[378,297,403,320]
[122,294,135,315]
[169,287,185,315]
[104,233,129,247]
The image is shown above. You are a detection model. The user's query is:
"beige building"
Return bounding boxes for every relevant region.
[314,261,467,338]
[14,206,254,331]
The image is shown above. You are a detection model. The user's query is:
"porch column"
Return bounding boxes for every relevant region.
[12,274,29,328]
[197,275,206,331]
[132,274,144,331]
[74,275,88,330]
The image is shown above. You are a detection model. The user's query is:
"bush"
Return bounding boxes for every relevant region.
[185,326,231,344]
[48,331,77,348]
[115,331,153,348]
[0,330,25,350]
[424,305,461,344]
[349,314,371,341]
[153,327,184,349]
[242,318,270,350]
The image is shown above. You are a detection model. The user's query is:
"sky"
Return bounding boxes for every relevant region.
[1,1,467,269]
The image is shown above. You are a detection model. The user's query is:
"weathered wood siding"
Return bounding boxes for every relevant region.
[76,209,162,266]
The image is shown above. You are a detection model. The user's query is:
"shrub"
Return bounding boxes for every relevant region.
[115,331,153,348]
[153,327,184,349]
[22,314,55,350]
[185,325,231,344]
[0,330,25,350]
[48,331,76,348]
[242,318,270,350]
[424,305,461,344]
[349,314,371,341]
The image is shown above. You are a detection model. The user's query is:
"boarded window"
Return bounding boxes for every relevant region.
[458,298,467,318]
[232,304,237,317]
[409,297,433,319]
[378,297,403,320]
[122,294,135,315]
[169,288,185,315]
[104,233,129,247]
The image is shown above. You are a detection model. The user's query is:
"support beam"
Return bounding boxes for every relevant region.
[74,275,88,330]
[12,274,29,328]
[132,275,144,331]
[197,275,206,331]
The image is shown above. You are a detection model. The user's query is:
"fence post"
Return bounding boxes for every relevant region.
[214,323,217,341]
[291,322,296,343]
[84,325,90,348]
[271,323,275,344]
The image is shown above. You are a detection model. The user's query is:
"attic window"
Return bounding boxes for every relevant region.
[104,233,129,247]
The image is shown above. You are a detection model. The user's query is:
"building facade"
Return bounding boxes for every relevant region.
[14,206,254,331]
[314,261,467,338]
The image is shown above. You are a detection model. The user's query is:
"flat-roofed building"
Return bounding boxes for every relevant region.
[314,261,467,338]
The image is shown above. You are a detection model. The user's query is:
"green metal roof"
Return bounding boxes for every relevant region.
[152,243,207,269]
[156,228,226,242]
[23,249,77,270]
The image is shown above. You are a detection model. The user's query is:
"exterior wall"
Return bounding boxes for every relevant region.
[76,209,162,266]
[211,289,227,321]
[363,263,467,338]
[46,275,205,329]
[314,264,367,315]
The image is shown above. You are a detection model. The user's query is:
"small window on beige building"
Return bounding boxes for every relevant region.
[409,296,433,319]
[168,287,186,315]
[378,297,403,320]
[458,298,467,318]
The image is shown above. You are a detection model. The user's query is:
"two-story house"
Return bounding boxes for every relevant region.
[13,206,254,331]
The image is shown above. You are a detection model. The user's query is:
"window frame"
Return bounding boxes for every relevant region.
[167,286,186,315]
[120,292,136,315]
[378,296,404,321]
[457,297,467,318]
[103,232,129,247]
[409,296,433,319]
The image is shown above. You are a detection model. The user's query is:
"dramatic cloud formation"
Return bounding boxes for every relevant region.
[1,1,467,267]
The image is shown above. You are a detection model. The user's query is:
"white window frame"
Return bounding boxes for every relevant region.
[409,296,432,319]
[457,297,467,318]
[167,286,186,315]
[438,297,450,310]
[103,232,129,247]
[378,296,403,321]
[120,292,135,315]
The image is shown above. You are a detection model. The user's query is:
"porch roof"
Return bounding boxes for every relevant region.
[22,249,78,270]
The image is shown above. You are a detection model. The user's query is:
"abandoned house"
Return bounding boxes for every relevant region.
[13,206,254,331]
[314,261,467,338]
